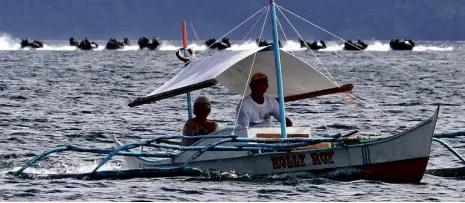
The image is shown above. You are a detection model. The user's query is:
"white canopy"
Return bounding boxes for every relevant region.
[129,46,348,107]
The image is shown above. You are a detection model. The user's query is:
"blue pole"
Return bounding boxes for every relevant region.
[186,84,193,120]
[184,53,193,119]
[269,0,287,138]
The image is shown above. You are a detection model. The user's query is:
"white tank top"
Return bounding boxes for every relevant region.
[236,95,281,128]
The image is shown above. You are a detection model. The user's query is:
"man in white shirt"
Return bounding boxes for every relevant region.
[236,73,293,128]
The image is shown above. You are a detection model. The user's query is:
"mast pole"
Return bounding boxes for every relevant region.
[269,0,287,138]
[182,21,193,119]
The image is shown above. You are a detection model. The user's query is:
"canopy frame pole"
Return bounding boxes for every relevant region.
[269,0,287,138]
[182,21,194,119]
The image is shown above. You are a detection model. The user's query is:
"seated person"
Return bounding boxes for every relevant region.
[182,96,218,146]
[236,72,292,128]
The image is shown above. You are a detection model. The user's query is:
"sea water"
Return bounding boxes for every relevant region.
[0,39,464,201]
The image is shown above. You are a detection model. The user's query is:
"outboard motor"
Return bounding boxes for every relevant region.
[138,37,148,49]
[20,39,29,48]
[221,37,231,48]
[205,38,216,49]
[256,38,270,47]
[319,40,327,49]
[150,37,161,50]
[123,38,130,45]
[69,37,79,46]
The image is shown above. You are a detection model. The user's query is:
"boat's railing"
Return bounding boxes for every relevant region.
[14,134,338,178]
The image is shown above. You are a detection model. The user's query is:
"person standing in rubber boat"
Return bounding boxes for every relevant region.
[236,73,293,128]
[182,96,219,146]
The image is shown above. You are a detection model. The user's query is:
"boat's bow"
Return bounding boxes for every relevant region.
[345,106,439,182]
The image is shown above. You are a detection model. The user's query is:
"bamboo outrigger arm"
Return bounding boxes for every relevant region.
[283,83,354,103]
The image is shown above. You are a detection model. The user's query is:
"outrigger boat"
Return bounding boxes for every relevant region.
[112,0,440,183]
[112,45,439,183]
[12,0,465,183]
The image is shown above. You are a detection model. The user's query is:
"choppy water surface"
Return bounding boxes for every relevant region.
[1,40,464,201]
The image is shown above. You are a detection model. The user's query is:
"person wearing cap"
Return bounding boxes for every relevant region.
[236,73,293,128]
[182,96,219,146]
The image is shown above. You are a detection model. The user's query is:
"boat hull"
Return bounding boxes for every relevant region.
[114,107,439,183]
[126,153,429,183]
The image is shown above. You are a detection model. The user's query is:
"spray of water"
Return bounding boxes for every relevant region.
[319,41,344,52]
[413,45,454,51]
[7,160,122,175]
[116,45,140,51]
[281,40,306,51]
[0,33,20,50]
[228,40,258,51]
[156,42,207,51]
[365,41,391,51]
